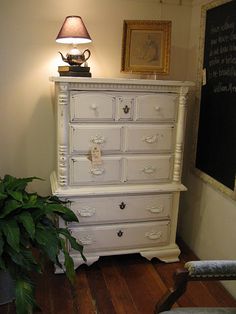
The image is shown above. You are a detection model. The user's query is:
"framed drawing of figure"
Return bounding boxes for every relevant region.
[121,20,171,74]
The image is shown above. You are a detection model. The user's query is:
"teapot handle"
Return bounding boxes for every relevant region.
[82,49,91,62]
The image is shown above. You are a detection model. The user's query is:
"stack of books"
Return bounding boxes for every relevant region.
[58,66,92,77]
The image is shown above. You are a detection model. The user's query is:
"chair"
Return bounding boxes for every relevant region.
[155,260,236,314]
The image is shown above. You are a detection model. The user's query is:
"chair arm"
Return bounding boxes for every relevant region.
[185,261,236,280]
[155,269,189,313]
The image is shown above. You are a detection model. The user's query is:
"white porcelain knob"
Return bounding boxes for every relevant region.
[91,104,98,110]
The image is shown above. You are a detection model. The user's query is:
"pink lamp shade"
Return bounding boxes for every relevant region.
[56,16,92,44]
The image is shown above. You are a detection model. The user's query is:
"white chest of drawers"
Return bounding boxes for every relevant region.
[50,77,193,268]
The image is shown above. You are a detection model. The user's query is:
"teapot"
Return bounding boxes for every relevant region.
[58,48,91,66]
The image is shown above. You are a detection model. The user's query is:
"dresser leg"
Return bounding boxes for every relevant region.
[140,244,181,263]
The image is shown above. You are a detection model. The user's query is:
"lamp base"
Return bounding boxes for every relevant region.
[58,65,92,77]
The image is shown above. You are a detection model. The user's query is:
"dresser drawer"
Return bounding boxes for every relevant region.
[69,156,122,184]
[136,94,177,122]
[70,92,115,121]
[69,125,123,154]
[69,221,170,252]
[125,125,174,153]
[69,193,172,225]
[125,155,172,183]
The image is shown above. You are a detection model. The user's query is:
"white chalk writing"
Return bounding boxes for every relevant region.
[208,16,236,93]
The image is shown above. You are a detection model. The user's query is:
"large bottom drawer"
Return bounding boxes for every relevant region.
[69,221,170,253]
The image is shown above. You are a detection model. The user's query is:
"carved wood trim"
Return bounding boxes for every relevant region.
[173,87,188,182]
[68,82,182,94]
[57,83,69,186]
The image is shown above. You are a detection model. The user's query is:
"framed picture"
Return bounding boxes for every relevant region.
[121,20,171,74]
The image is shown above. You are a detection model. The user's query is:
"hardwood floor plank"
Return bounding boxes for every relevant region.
[204,281,236,307]
[75,266,97,314]
[48,274,74,314]
[116,254,168,314]
[86,260,117,314]
[101,256,138,314]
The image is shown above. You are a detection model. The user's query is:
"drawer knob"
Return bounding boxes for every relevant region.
[123,105,130,114]
[119,202,126,210]
[90,104,98,110]
[117,230,123,237]
[90,168,105,175]
[155,106,161,111]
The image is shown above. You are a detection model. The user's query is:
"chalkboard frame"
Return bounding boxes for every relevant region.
[193,0,236,200]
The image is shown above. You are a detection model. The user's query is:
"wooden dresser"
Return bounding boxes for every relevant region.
[50,77,193,268]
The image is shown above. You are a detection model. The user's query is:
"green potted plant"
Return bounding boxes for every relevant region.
[0,174,85,314]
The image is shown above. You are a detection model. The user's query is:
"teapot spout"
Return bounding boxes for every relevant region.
[58,51,67,62]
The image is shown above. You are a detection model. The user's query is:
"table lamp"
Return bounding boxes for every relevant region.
[56,15,92,77]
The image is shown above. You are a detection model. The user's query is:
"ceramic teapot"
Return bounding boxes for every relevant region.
[58,48,91,66]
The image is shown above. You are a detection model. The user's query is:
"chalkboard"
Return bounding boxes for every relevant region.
[195,0,236,195]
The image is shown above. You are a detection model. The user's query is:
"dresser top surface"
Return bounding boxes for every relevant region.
[50,76,194,87]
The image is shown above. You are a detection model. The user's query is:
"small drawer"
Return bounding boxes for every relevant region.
[69,125,123,154]
[136,94,177,122]
[70,92,115,121]
[69,221,170,253]
[125,155,172,183]
[69,193,172,225]
[125,125,174,153]
[69,156,122,185]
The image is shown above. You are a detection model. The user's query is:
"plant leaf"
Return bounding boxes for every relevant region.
[17,212,35,239]
[7,246,40,273]
[15,276,39,314]
[0,256,6,270]
[0,199,21,218]
[3,175,42,192]
[8,190,23,203]
[0,192,7,201]
[60,237,76,284]
[58,228,85,260]
[35,225,59,264]
[2,220,20,252]
[0,230,5,269]
[42,203,79,222]
[0,230,4,256]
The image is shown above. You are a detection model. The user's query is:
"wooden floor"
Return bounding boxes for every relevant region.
[2,240,236,313]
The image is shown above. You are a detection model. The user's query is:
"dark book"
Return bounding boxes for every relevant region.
[58,66,90,72]
[58,71,92,77]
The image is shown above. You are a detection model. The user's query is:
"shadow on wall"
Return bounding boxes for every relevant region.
[12,96,55,195]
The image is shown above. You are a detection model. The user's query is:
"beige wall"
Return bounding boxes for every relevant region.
[179,0,236,298]
[1,0,235,299]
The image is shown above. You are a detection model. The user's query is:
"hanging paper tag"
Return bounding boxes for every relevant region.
[91,144,102,166]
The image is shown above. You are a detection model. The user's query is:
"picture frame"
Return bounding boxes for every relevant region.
[192,0,236,200]
[121,20,171,75]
